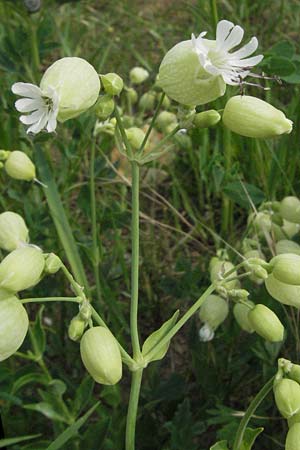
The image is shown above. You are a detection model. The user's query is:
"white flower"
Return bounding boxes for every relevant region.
[199,323,215,342]
[12,82,59,134]
[192,19,263,86]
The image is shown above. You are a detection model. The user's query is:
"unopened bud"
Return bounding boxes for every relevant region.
[210,258,238,290]
[5,151,36,181]
[130,67,149,85]
[0,296,29,361]
[156,111,178,131]
[68,315,85,342]
[0,246,45,292]
[125,127,145,150]
[276,240,300,256]
[233,301,255,333]
[0,211,29,251]
[274,378,300,418]
[101,73,123,96]
[193,110,221,129]
[223,95,293,138]
[139,92,156,111]
[198,323,214,342]
[228,289,249,299]
[280,196,300,224]
[248,304,284,342]
[80,327,122,385]
[265,274,300,308]
[44,253,62,274]
[126,88,138,104]
[94,95,115,120]
[79,301,92,321]
[271,253,300,285]
[286,423,300,448]
[199,295,229,330]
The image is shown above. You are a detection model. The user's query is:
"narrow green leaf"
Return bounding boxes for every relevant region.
[29,306,46,359]
[12,372,49,394]
[0,434,41,448]
[210,441,229,450]
[142,310,179,362]
[34,146,89,294]
[241,427,264,450]
[46,402,100,450]
[24,402,68,423]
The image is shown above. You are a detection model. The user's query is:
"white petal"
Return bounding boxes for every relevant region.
[20,110,43,125]
[46,113,57,133]
[231,54,263,67]
[12,82,42,98]
[222,25,244,51]
[27,113,48,134]
[15,98,44,113]
[230,37,258,59]
[216,20,234,46]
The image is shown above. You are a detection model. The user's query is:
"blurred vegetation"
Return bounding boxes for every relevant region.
[0,0,300,448]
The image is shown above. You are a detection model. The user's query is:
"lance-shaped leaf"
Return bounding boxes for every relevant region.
[142,310,179,363]
[0,434,41,448]
[240,427,264,450]
[210,441,229,450]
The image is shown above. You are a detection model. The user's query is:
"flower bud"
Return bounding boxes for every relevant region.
[286,423,300,448]
[210,259,238,290]
[94,95,115,120]
[280,196,300,224]
[68,315,85,342]
[126,88,138,104]
[40,57,100,122]
[276,240,300,256]
[265,274,300,308]
[193,110,221,129]
[233,301,255,333]
[274,379,300,418]
[0,296,29,361]
[0,211,29,251]
[271,253,300,285]
[248,211,272,235]
[288,413,300,429]
[139,92,156,111]
[199,295,229,330]
[156,111,178,131]
[79,301,92,321]
[288,364,300,385]
[44,253,62,274]
[5,151,36,181]
[248,304,284,342]
[130,67,149,85]
[158,40,226,106]
[273,220,300,241]
[101,73,123,96]
[80,326,122,385]
[125,127,145,150]
[222,95,293,138]
[0,246,45,292]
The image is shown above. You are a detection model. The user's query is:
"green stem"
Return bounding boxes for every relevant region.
[125,369,143,450]
[130,162,141,359]
[210,0,219,29]
[232,376,274,450]
[90,138,102,303]
[137,92,165,155]
[21,297,80,304]
[115,107,134,158]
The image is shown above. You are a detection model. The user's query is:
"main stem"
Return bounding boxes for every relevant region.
[130,161,141,359]
[126,161,142,450]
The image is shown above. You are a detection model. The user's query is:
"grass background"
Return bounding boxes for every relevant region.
[0,0,300,448]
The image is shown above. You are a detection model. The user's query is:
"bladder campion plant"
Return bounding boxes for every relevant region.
[1,18,297,450]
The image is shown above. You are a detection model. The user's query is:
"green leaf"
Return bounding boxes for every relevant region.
[142,310,179,362]
[223,182,265,209]
[210,441,229,450]
[34,146,90,294]
[29,306,46,359]
[12,372,49,394]
[268,40,295,59]
[240,427,264,450]
[71,376,95,417]
[46,402,100,450]
[264,56,296,77]
[24,402,68,423]
[0,434,41,448]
